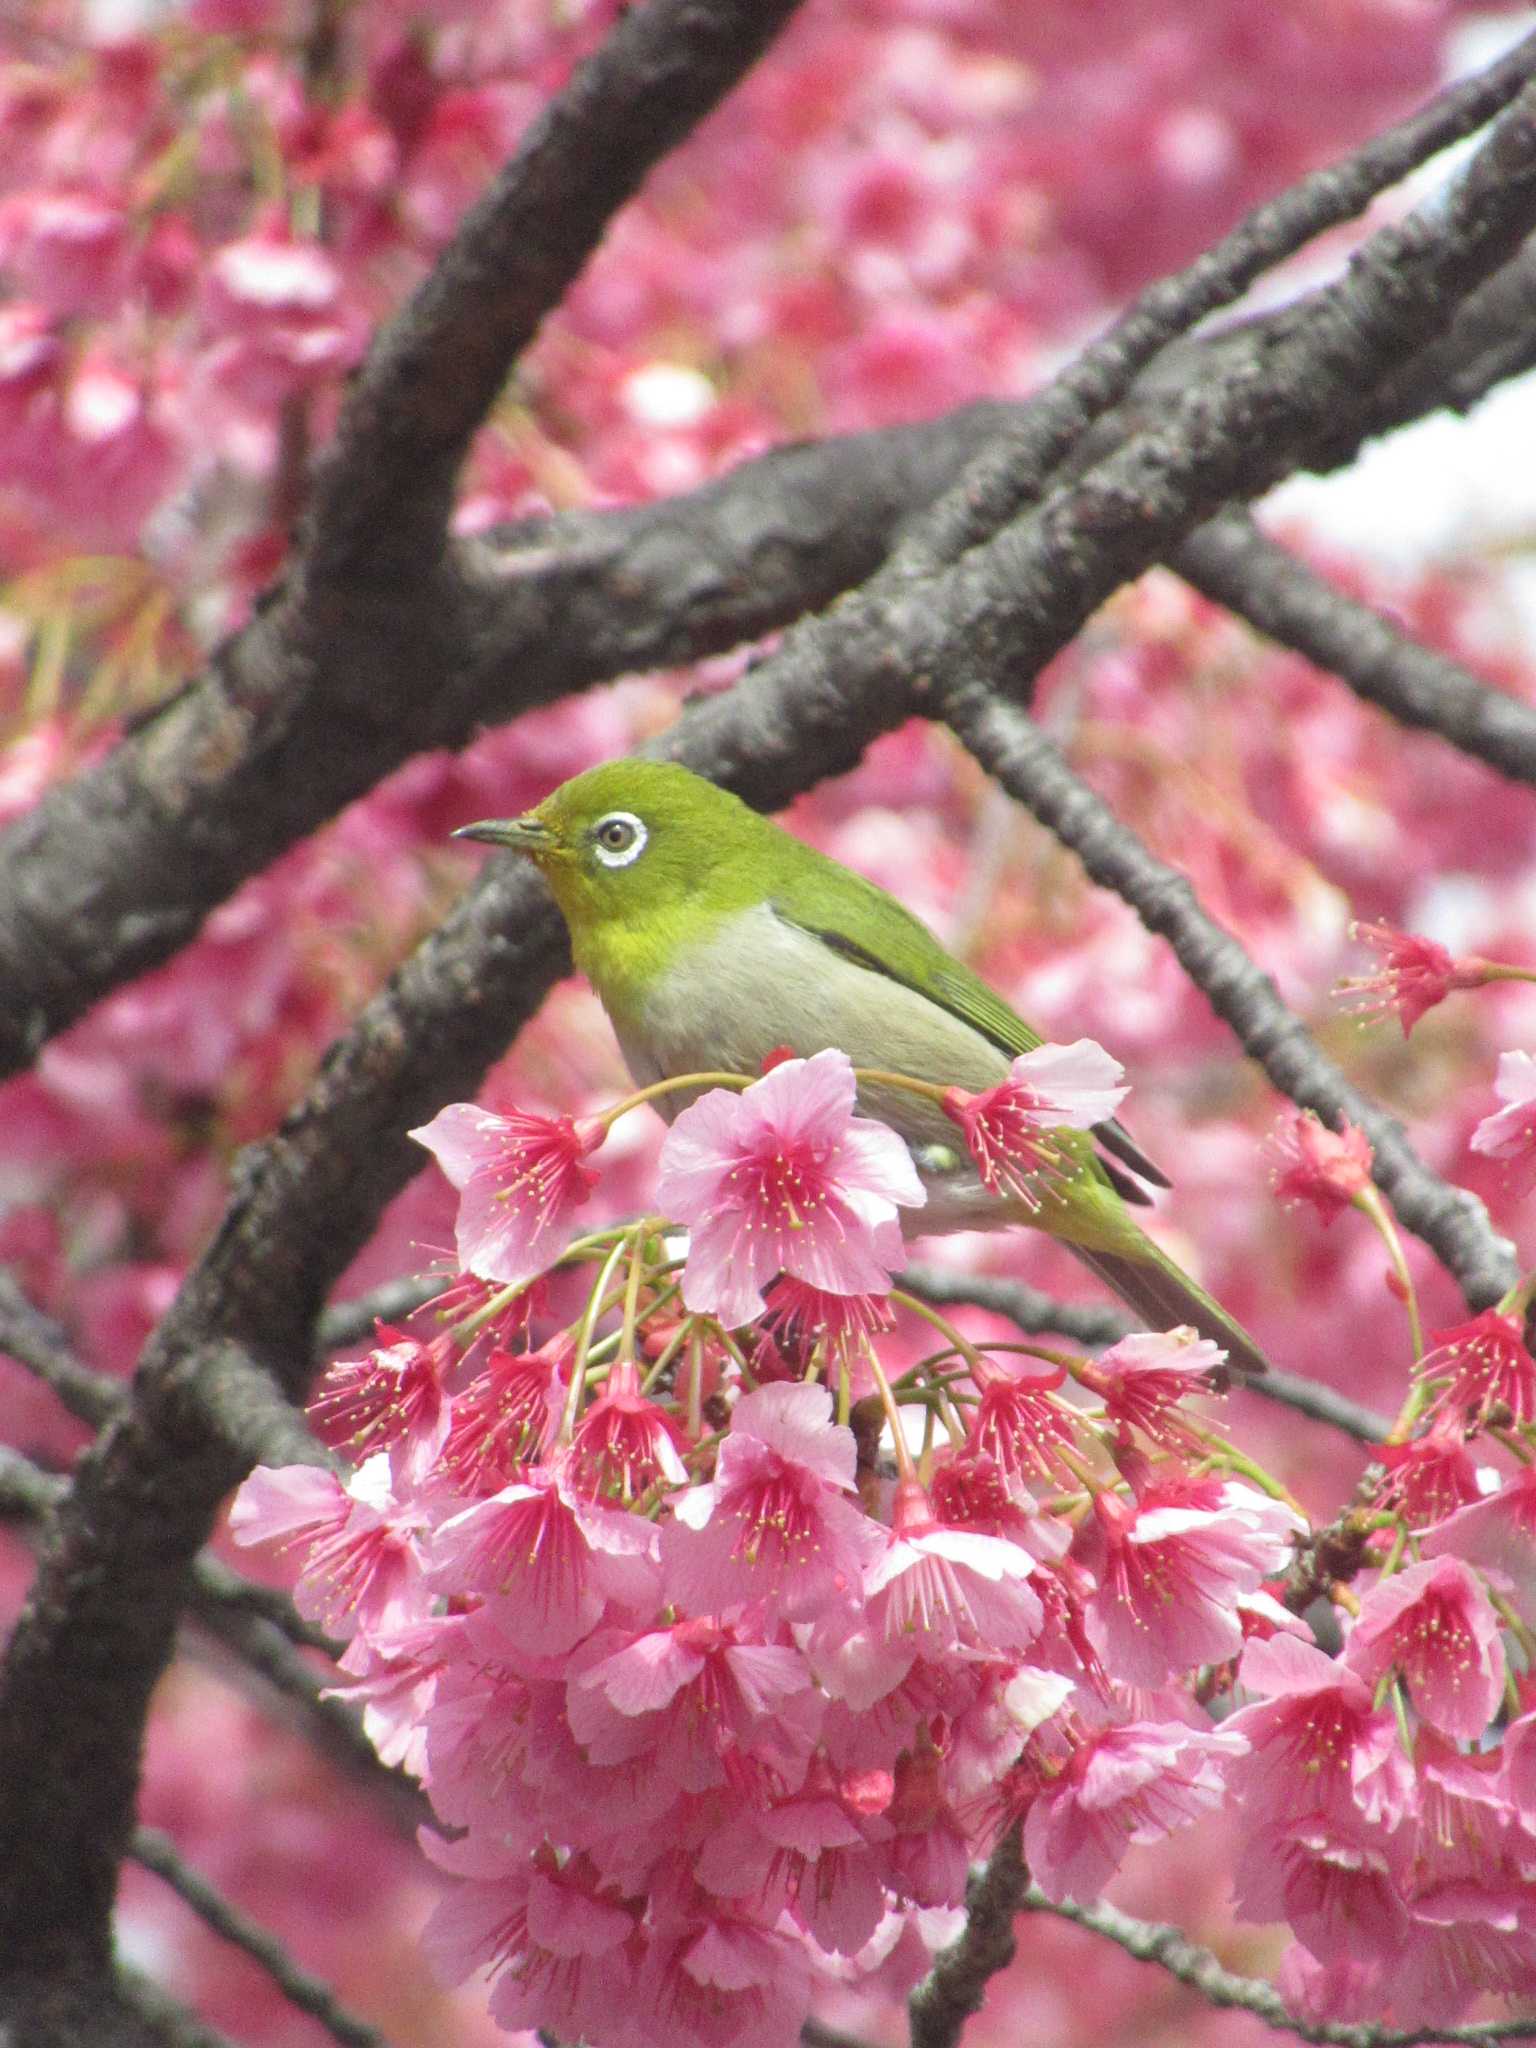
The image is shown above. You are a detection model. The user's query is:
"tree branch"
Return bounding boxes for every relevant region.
[1176,510,1536,786]
[129,1829,388,2048]
[900,1268,1393,1443]
[5,30,1536,1079]
[908,1830,1028,2048]
[1020,1888,1536,2046]
[0,0,805,1079]
[941,688,1517,1312]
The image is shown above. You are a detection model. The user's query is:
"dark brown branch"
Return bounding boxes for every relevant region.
[304,0,803,572]
[129,1829,387,2048]
[942,688,1517,1311]
[908,1829,1028,2048]
[0,0,806,1079]
[5,33,1536,1081]
[1176,510,1536,785]
[9,53,1536,2026]
[0,1272,121,1430]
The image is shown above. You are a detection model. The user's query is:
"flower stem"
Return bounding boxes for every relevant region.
[1355,1184,1423,1361]
[562,1234,632,1441]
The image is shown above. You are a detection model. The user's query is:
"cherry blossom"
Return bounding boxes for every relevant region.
[410,1100,607,1288]
[941,1039,1128,1204]
[1076,1480,1304,1686]
[1023,1719,1244,1903]
[1418,1308,1536,1431]
[655,1049,924,1326]
[1469,1048,1536,1194]
[1269,1107,1373,1222]
[229,1455,428,1637]
[1345,1556,1506,1744]
[1223,1632,1414,1835]
[1337,921,1488,1035]
[660,1381,875,1620]
[306,1323,451,1484]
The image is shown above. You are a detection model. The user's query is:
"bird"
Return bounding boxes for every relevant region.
[455,758,1270,1376]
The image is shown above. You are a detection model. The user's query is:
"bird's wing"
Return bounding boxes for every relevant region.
[771,866,1170,1196]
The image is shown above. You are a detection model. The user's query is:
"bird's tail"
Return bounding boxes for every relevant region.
[1068,1237,1271,1378]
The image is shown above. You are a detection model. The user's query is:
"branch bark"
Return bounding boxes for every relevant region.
[3,29,1535,1077]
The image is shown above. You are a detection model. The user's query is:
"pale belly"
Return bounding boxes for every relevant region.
[612,902,1016,1234]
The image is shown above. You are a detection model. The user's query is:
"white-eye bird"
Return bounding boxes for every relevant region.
[457,759,1270,1376]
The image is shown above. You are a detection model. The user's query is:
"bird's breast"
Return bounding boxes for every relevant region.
[612,903,1015,1234]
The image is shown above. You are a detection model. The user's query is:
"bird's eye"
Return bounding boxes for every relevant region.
[591,811,648,868]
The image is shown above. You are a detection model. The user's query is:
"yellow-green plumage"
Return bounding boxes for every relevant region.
[457,759,1269,1375]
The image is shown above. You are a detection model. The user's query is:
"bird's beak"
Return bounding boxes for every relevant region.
[452,814,553,854]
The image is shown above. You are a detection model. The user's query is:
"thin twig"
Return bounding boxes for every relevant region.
[944,689,1517,1313]
[0,1272,122,1428]
[885,25,1536,579]
[1021,1887,1536,2046]
[901,1268,1392,1442]
[1176,510,1536,788]
[316,1277,447,1353]
[129,1828,389,2048]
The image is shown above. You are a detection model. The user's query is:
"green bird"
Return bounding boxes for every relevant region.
[457,759,1270,1376]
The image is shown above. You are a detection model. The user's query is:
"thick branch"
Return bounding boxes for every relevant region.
[0,0,805,1079]
[304,0,803,571]
[943,688,1517,1311]
[5,32,1536,1078]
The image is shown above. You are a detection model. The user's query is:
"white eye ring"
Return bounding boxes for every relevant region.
[592,811,648,868]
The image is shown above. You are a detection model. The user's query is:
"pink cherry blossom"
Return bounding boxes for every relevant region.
[421,1836,637,2047]
[1223,1632,1414,1834]
[1235,1815,1410,1967]
[1371,1426,1482,1527]
[941,1039,1128,1205]
[1083,1328,1225,1450]
[1337,921,1488,1035]
[1421,1466,1536,1614]
[969,1356,1076,1484]
[661,1381,876,1620]
[570,1356,689,1503]
[655,1049,924,1326]
[1419,1308,1536,1431]
[858,1479,1043,1676]
[306,1323,450,1484]
[566,1617,822,1796]
[1076,1480,1303,1685]
[228,1454,428,1637]
[410,1099,606,1288]
[438,1337,570,1495]
[1269,1107,1373,1222]
[1469,1050,1536,1193]
[1023,1719,1244,1903]
[430,1464,658,1656]
[636,1884,813,2048]
[1346,1556,1505,1743]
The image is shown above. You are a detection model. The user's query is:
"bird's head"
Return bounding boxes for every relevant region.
[454,759,765,940]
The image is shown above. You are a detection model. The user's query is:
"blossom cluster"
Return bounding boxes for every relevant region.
[235,1045,1536,2045]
